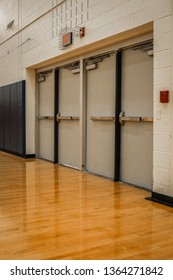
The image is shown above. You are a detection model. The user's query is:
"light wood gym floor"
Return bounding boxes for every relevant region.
[0,151,173,260]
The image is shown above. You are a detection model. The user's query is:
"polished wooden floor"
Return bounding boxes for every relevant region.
[0,151,173,260]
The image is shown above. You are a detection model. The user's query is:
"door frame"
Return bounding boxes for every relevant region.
[114,49,122,181]
[54,68,59,164]
[35,37,153,185]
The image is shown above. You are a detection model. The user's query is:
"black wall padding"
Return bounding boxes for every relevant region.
[0,80,26,157]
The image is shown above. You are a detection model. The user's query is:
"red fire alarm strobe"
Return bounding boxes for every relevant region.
[160,90,169,103]
[79,27,85,38]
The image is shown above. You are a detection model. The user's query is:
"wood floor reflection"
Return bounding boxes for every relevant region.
[0,151,173,260]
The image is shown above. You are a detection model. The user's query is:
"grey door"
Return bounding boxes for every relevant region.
[86,53,115,178]
[57,64,80,169]
[120,47,153,189]
[37,71,54,162]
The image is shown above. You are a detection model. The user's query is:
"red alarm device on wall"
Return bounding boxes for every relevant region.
[160,90,169,103]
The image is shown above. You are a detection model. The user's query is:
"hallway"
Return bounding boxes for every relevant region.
[0,151,173,260]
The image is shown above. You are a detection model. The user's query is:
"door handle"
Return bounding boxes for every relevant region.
[119,112,153,125]
[119,112,140,125]
[141,117,153,122]
[38,116,54,120]
[56,113,79,122]
[90,116,115,121]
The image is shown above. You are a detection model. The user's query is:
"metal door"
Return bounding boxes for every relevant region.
[120,46,153,189]
[57,63,80,169]
[37,70,54,162]
[86,53,115,178]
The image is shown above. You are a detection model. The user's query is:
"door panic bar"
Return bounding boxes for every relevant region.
[119,112,153,125]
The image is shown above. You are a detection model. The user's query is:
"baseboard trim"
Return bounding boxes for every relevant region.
[0,148,25,158]
[0,149,35,159]
[25,154,36,159]
[146,192,173,208]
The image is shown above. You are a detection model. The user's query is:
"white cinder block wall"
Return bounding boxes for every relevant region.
[0,0,173,198]
[154,13,173,197]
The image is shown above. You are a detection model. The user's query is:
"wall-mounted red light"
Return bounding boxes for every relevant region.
[80,27,85,38]
[160,90,169,103]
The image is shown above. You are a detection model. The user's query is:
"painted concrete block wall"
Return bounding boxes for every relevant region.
[153,12,173,197]
[1,1,171,76]
[0,1,169,76]
[22,0,52,27]
[0,0,173,198]
[0,0,19,43]
[0,0,156,72]
[0,35,23,84]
